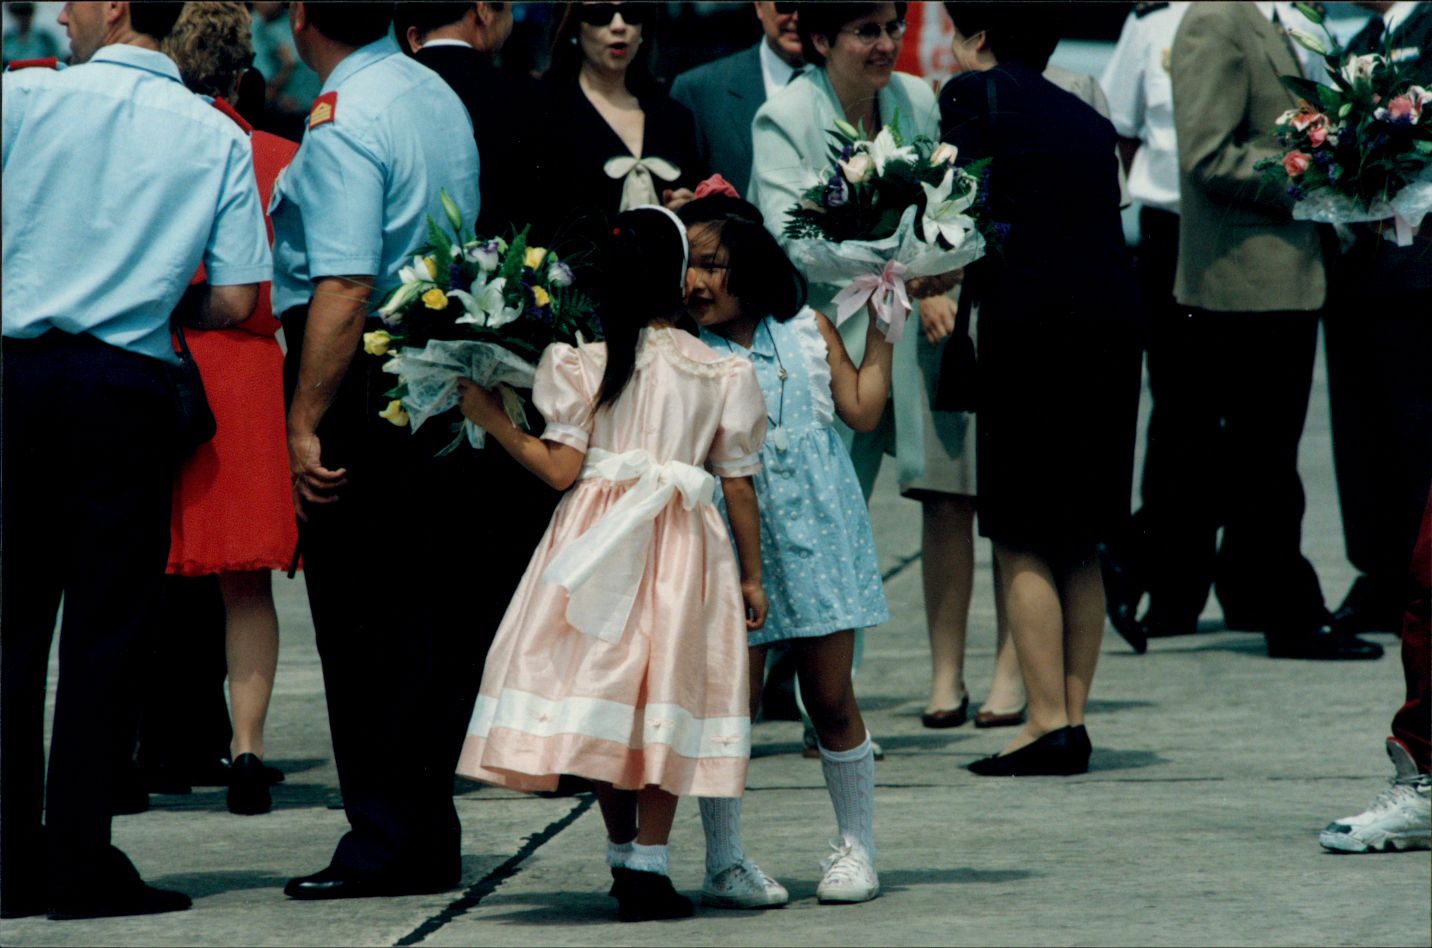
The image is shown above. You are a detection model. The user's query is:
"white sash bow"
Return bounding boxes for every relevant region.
[543,448,715,644]
[604,155,682,213]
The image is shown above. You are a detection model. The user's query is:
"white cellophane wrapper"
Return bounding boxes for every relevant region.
[384,338,536,450]
[1292,162,1432,245]
[785,205,987,342]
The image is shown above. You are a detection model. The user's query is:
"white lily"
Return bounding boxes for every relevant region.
[397,254,433,285]
[920,168,977,248]
[377,280,424,322]
[452,273,520,329]
[866,126,917,174]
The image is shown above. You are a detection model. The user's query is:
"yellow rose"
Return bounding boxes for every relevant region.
[378,399,409,427]
[524,246,547,270]
[362,330,392,356]
[422,256,439,279]
[422,288,449,310]
[531,285,551,308]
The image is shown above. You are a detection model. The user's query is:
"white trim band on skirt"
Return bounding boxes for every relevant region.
[469,690,751,760]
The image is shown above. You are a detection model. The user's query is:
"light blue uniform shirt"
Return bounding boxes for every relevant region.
[2,45,271,363]
[270,36,479,316]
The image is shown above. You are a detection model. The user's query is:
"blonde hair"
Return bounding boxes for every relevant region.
[162,2,254,99]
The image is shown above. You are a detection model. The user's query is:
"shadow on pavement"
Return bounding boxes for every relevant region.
[148,870,289,898]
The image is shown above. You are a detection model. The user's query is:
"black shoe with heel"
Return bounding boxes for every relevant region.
[226,753,272,815]
[967,727,1084,777]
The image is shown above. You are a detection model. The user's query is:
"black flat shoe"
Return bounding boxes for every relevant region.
[283,865,459,901]
[921,696,970,729]
[227,753,272,815]
[615,869,693,922]
[967,727,1082,777]
[1068,725,1092,774]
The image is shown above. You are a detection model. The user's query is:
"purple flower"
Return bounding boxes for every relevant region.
[823,173,849,208]
[840,143,855,161]
[548,261,574,288]
[1287,184,1306,200]
[448,262,464,289]
[1311,148,1333,169]
[1328,164,1343,182]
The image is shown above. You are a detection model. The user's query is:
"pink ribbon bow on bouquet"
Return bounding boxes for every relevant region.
[831,259,911,343]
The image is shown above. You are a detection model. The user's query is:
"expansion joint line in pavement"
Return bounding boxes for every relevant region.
[881,550,921,582]
[394,794,598,946]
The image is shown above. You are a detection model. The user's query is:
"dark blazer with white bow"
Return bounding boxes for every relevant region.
[670,43,765,195]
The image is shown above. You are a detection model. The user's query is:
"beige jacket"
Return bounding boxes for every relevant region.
[1170,1,1326,311]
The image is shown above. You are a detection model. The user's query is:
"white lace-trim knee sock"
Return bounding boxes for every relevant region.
[819,734,876,859]
[626,842,670,875]
[699,796,746,876]
[606,838,634,868]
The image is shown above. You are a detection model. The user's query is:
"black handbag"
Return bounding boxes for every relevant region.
[933,289,977,413]
[169,320,217,456]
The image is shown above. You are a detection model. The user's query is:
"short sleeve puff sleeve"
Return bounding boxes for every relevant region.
[533,343,597,452]
[708,360,768,478]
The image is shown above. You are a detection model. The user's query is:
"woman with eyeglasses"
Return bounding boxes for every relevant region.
[535,2,703,254]
[749,3,992,747]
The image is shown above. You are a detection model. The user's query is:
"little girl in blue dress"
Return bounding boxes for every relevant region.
[677,194,893,907]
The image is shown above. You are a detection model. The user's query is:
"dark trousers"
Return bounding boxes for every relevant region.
[1,332,175,907]
[1324,288,1432,620]
[283,309,557,878]
[1392,491,1431,772]
[1140,308,1326,628]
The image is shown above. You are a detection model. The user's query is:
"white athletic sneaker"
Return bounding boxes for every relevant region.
[1320,739,1431,854]
[701,860,789,909]
[816,838,880,904]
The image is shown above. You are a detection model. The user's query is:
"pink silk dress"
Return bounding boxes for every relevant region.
[457,327,768,798]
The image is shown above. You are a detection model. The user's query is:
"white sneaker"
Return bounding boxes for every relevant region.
[701,860,789,909]
[1320,739,1431,854]
[816,837,880,903]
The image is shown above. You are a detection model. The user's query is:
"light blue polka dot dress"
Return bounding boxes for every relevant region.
[704,309,890,646]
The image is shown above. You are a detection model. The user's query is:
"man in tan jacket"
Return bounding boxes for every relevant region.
[1146,0,1381,660]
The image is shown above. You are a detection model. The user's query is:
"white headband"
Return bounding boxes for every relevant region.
[631,203,690,292]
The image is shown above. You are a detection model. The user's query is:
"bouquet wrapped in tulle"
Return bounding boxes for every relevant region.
[782,111,996,342]
[1255,2,1432,245]
[367,190,599,452]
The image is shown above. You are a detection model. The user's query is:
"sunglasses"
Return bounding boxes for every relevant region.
[841,19,906,45]
[578,2,654,27]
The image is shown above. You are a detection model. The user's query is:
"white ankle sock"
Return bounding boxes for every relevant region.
[819,735,876,859]
[699,796,746,876]
[606,838,634,868]
[626,842,670,875]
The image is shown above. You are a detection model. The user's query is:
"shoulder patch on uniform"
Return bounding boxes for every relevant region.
[1134,1,1170,17]
[309,91,337,130]
[5,57,60,71]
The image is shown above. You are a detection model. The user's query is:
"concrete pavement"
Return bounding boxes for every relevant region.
[3,333,1428,947]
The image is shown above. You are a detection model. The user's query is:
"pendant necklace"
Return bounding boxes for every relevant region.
[722,320,788,451]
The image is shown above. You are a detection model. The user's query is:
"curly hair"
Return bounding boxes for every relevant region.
[162,2,254,99]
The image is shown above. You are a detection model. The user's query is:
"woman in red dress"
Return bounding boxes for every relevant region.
[163,3,298,815]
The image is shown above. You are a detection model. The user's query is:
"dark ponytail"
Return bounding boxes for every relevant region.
[597,208,689,408]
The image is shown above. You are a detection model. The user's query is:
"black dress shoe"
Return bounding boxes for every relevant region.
[227,753,272,815]
[1333,577,1404,635]
[283,865,460,901]
[614,869,693,922]
[968,727,1082,777]
[921,696,970,729]
[1140,609,1200,639]
[1099,543,1146,653]
[1,889,47,919]
[1266,621,1384,661]
[49,846,191,920]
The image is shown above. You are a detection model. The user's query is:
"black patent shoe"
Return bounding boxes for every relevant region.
[1266,622,1384,661]
[226,753,272,815]
[967,727,1081,777]
[615,870,693,922]
[1068,725,1092,774]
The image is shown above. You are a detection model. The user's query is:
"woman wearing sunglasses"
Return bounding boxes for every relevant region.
[536,2,703,253]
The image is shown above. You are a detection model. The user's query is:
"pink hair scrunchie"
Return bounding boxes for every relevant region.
[692,174,741,201]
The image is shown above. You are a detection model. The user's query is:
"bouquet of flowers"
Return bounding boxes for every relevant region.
[367,190,599,452]
[783,111,995,342]
[1255,2,1432,245]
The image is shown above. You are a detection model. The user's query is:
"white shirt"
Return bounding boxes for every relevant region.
[418,38,474,50]
[1100,2,1190,213]
[758,38,803,101]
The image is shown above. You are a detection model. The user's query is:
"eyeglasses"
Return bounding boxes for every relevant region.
[841,19,906,45]
[773,2,799,14]
[578,2,653,27]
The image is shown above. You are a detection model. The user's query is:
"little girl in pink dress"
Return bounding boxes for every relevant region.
[454,206,768,922]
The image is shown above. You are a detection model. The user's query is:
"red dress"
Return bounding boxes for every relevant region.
[167,111,299,576]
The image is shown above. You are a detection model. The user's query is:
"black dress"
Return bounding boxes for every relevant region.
[530,76,703,275]
[939,62,1142,559]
